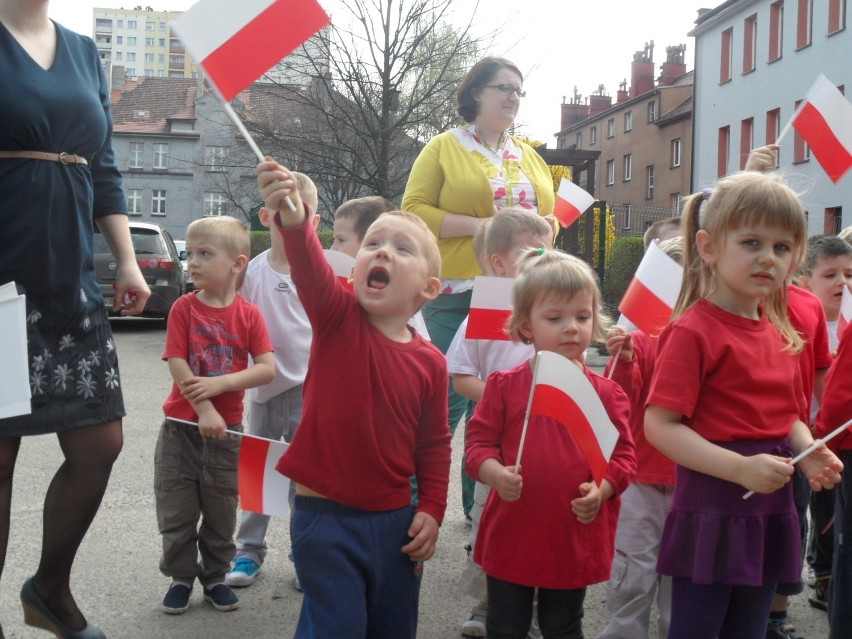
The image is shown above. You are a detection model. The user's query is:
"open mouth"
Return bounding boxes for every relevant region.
[367,267,390,290]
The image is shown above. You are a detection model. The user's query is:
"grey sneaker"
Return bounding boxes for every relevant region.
[460,601,487,637]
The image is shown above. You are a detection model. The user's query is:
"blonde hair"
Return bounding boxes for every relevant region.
[186,216,250,260]
[375,210,442,279]
[485,207,553,256]
[472,218,492,271]
[293,171,319,212]
[508,248,610,344]
[657,236,684,265]
[676,171,806,352]
[839,225,852,244]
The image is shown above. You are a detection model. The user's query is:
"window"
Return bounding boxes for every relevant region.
[116,35,123,44]
[145,37,154,46]
[647,100,656,122]
[721,27,733,82]
[606,159,615,185]
[127,20,137,29]
[590,126,597,145]
[146,22,155,31]
[671,193,682,213]
[145,53,154,62]
[766,108,781,154]
[607,118,615,138]
[159,38,166,46]
[126,68,136,76]
[623,154,632,181]
[623,205,632,231]
[718,126,731,177]
[744,14,757,73]
[829,0,846,33]
[127,189,142,215]
[127,37,136,46]
[160,22,166,30]
[204,193,226,217]
[770,1,784,61]
[825,207,843,234]
[116,19,123,28]
[624,111,633,132]
[797,0,813,49]
[126,52,136,62]
[115,51,122,61]
[575,132,582,150]
[740,118,754,170]
[646,165,655,200]
[144,69,154,77]
[204,146,226,171]
[129,142,143,168]
[793,99,811,163]
[153,143,168,169]
[671,138,682,167]
[159,54,165,62]
[151,190,166,215]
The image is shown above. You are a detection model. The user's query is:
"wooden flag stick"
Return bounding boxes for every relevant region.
[165,416,280,444]
[514,353,543,472]
[606,345,622,380]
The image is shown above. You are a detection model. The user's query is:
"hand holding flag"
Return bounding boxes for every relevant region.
[553,178,595,229]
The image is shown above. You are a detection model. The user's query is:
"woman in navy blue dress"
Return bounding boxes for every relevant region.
[0,1,150,637]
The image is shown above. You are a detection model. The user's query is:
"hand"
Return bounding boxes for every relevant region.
[571,481,603,524]
[113,263,150,316]
[605,327,633,362]
[542,215,558,241]
[744,144,779,172]
[401,512,439,561]
[798,441,843,491]
[179,376,226,402]
[256,158,302,215]
[492,465,523,502]
[197,409,227,439]
[737,453,795,494]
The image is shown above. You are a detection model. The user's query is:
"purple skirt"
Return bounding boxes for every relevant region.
[658,438,801,586]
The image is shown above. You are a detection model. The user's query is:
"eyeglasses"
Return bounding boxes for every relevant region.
[482,84,526,98]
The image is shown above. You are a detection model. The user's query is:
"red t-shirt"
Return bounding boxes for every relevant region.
[162,292,273,425]
[276,218,452,524]
[605,330,676,486]
[648,299,804,441]
[787,285,832,422]
[466,361,635,589]
[816,328,852,451]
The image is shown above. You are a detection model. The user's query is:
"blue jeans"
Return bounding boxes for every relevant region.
[829,450,852,638]
[291,496,422,639]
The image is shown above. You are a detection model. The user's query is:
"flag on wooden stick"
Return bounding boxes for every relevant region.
[553,178,595,228]
[238,434,290,517]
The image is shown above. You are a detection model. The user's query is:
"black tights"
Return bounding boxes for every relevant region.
[0,420,122,631]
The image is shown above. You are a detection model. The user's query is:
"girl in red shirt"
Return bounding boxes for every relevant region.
[645,172,843,639]
[465,248,635,639]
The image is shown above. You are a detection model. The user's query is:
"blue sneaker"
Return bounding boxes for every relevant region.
[203,584,240,611]
[225,557,262,587]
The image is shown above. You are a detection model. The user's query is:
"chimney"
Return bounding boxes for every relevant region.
[588,84,612,116]
[616,79,629,104]
[658,44,687,86]
[629,41,655,97]
[560,87,589,130]
[111,64,125,92]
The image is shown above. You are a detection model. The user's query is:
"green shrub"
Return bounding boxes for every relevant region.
[249,229,334,258]
[602,236,645,310]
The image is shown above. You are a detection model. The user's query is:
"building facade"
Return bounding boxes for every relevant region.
[691,0,851,235]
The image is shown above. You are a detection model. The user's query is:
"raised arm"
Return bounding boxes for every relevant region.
[256,158,306,227]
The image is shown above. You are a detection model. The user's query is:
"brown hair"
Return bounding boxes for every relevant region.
[484,207,553,257]
[676,171,807,352]
[798,234,852,276]
[334,196,396,240]
[456,57,523,123]
[643,217,681,250]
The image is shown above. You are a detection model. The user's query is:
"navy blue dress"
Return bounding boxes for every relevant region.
[0,21,127,436]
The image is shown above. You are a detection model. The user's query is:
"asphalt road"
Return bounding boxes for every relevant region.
[0,320,830,638]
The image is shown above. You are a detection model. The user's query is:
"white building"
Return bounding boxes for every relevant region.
[690,0,851,235]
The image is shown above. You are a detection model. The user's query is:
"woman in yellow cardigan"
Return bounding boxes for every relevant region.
[401,56,555,513]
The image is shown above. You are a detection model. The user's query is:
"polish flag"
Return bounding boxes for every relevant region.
[840,285,852,338]
[522,351,619,485]
[618,241,683,338]
[466,276,514,341]
[324,249,355,292]
[171,0,330,102]
[553,178,596,228]
[238,434,290,517]
[791,74,852,183]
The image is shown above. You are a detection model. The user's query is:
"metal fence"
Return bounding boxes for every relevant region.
[609,202,682,240]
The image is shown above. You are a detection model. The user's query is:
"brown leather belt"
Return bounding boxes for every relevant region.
[0,151,88,165]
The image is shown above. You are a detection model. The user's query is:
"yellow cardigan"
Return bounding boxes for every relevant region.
[402,131,555,280]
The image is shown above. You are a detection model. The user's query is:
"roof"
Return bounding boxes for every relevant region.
[111,77,200,134]
[655,95,693,126]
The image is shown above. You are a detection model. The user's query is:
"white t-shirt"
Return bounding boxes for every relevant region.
[409,310,431,342]
[446,315,534,380]
[241,250,312,402]
[827,319,840,353]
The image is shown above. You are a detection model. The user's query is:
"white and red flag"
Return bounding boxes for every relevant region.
[553,178,596,229]
[791,74,852,183]
[324,249,355,292]
[465,276,514,341]
[839,285,852,338]
[171,0,330,102]
[618,241,683,338]
[517,351,619,485]
[238,433,290,517]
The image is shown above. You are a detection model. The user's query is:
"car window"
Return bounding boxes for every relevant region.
[132,231,164,255]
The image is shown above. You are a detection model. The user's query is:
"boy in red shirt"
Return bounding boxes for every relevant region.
[257,159,451,639]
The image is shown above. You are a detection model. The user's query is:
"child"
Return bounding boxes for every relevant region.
[798,234,852,355]
[598,235,683,639]
[447,209,553,638]
[225,173,319,588]
[256,158,452,638]
[643,217,681,251]
[644,172,843,639]
[156,216,275,614]
[465,247,635,638]
[815,324,852,639]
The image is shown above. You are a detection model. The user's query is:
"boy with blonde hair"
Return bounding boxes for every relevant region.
[226,173,319,589]
[156,215,274,615]
[257,158,451,639]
